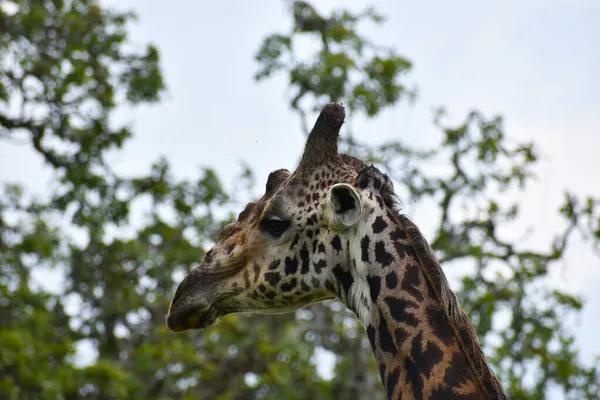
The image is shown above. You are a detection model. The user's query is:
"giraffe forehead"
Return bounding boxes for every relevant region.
[233,158,365,232]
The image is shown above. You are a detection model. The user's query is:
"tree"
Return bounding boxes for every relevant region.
[0,1,598,400]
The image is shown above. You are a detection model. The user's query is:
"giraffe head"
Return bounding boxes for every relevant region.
[166,103,380,332]
[166,103,507,398]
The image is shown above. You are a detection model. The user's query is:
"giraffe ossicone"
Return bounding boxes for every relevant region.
[166,103,508,399]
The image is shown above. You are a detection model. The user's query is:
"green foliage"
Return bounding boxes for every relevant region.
[255,1,415,133]
[1,0,599,399]
[0,0,163,180]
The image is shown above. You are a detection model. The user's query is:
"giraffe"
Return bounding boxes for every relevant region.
[166,104,508,399]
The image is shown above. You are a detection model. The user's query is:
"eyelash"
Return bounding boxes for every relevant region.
[260,218,291,238]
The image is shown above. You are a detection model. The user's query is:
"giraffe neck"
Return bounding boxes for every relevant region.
[339,212,506,400]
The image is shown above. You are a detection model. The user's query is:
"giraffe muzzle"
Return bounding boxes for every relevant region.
[166,303,218,333]
[166,270,219,332]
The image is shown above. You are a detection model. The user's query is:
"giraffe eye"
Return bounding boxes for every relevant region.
[260,218,290,238]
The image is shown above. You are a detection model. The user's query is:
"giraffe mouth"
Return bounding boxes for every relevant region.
[166,274,226,332]
[166,302,221,333]
[166,263,240,332]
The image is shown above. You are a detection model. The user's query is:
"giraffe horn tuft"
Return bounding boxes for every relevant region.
[297,103,345,171]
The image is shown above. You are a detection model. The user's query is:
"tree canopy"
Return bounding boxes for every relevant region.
[1,0,599,399]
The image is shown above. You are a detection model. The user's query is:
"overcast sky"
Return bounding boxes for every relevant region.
[1,0,599,393]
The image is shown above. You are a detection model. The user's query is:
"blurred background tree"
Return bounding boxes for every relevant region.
[1,0,599,399]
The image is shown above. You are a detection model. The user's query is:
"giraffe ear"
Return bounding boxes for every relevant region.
[326,183,362,229]
[265,169,291,196]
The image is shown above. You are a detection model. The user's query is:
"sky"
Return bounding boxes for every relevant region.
[1,0,599,394]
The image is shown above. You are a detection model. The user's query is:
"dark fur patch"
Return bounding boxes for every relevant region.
[378,312,397,354]
[300,244,310,274]
[373,177,382,190]
[386,368,400,400]
[392,241,415,260]
[357,174,370,189]
[410,332,443,377]
[426,306,454,346]
[444,351,473,387]
[394,326,409,346]
[379,364,387,387]
[289,234,300,249]
[375,241,394,267]
[284,256,298,275]
[331,235,342,252]
[269,259,281,270]
[318,243,326,254]
[265,291,276,300]
[404,356,424,400]
[265,272,280,286]
[280,278,297,292]
[403,263,421,285]
[367,275,381,303]
[361,235,370,262]
[402,264,424,302]
[307,213,318,226]
[313,259,327,274]
[332,264,354,298]
[389,227,406,241]
[384,297,419,327]
[366,324,377,351]
[372,216,388,233]
[385,272,398,289]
